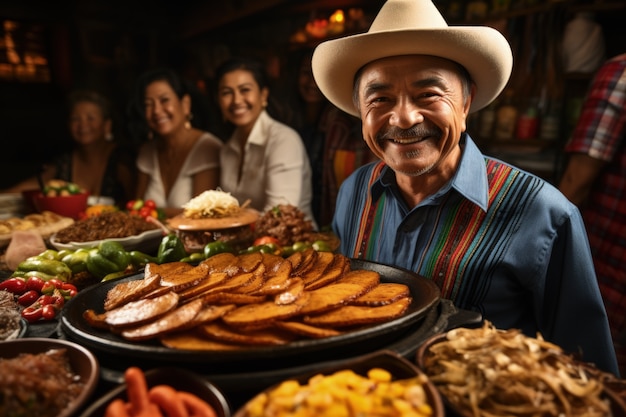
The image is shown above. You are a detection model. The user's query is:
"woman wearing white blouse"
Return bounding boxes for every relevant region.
[216,57,316,226]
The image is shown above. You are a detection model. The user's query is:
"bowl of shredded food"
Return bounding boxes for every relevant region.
[416,321,626,417]
[0,337,100,417]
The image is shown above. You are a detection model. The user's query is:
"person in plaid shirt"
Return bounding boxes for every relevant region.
[560,53,626,376]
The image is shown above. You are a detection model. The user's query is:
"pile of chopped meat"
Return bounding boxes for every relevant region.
[0,290,21,341]
[53,211,158,243]
[255,204,314,245]
[0,348,85,417]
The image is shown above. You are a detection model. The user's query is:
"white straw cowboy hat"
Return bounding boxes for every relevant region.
[312,0,513,116]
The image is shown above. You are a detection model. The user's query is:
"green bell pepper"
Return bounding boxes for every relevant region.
[15,256,72,282]
[98,241,131,270]
[86,250,122,279]
[129,250,158,267]
[157,234,188,264]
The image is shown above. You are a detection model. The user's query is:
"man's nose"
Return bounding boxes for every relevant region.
[389,99,424,128]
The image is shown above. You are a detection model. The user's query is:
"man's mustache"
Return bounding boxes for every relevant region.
[376,125,442,141]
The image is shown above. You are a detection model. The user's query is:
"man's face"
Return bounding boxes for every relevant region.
[357,55,471,178]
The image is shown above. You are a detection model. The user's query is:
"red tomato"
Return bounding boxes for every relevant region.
[143,199,157,209]
[17,290,40,306]
[139,206,152,218]
[41,304,57,320]
[253,236,281,247]
[126,200,136,211]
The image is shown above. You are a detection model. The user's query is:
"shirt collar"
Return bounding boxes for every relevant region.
[247,110,271,146]
[373,133,488,212]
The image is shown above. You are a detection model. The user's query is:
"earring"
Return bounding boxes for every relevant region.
[185,113,193,129]
[105,132,114,142]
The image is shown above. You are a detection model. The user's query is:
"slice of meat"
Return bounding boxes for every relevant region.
[104,291,180,328]
[336,269,380,292]
[297,282,369,315]
[120,298,204,341]
[201,292,267,305]
[204,271,257,294]
[260,252,285,273]
[199,322,295,346]
[274,277,305,305]
[292,248,318,276]
[160,332,243,351]
[200,252,238,274]
[144,261,193,281]
[158,263,209,291]
[104,274,161,311]
[237,251,263,273]
[300,251,335,287]
[276,321,342,339]
[250,260,292,296]
[302,297,412,328]
[350,283,410,306]
[177,272,230,301]
[189,304,237,326]
[304,254,348,290]
[229,263,266,294]
[222,292,310,329]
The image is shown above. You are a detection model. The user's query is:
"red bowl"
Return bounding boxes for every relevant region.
[33,192,89,219]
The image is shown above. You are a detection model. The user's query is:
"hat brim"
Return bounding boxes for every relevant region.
[312,27,513,116]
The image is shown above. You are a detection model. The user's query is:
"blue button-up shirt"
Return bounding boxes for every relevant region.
[333,134,619,375]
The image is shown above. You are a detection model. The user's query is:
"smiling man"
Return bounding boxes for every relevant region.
[312,0,619,376]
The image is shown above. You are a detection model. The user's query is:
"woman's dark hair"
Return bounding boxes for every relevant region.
[214,56,270,91]
[126,67,211,143]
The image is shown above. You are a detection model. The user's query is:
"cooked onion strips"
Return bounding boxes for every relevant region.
[182,190,242,219]
[422,321,611,417]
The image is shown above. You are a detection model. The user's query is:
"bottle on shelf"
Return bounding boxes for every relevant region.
[494,90,518,141]
[515,97,539,140]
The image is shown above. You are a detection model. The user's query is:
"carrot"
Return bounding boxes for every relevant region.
[104,367,217,417]
[148,385,187,417]
[104,398,131,417]
[178,391,218,417]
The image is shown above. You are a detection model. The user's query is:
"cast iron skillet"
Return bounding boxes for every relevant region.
[60,259,440,372]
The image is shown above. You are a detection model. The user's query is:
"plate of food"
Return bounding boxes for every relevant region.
[49,211,163,252]
[234,349,444,417]
[167,190,260,253]
[59,254,441,374]
[79,366,231,417]
[0,338,100,417]
[415,321,626,417]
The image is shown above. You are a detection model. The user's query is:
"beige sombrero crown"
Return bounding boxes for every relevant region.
[312,0,513,116]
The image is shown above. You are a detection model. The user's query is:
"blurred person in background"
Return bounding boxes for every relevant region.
[291,50,377,229]
[559,52,626,376]
[127,68,222,217]
[215,56,315,226]
[2,89,136,207]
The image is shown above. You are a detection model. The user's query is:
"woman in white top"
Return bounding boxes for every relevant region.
[215,57,315,226]
[129,68,222,217]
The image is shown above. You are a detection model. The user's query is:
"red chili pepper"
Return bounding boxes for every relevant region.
[60,282,77,292]
[48,278,65,288]
[22,306,43,323]
[51,294,64,308]
[17,290,40,306]
[41,282,56,294]
[41,304,57,320]
[37,294,55,306]
[25,276,46,292]
[0,277,27,295]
